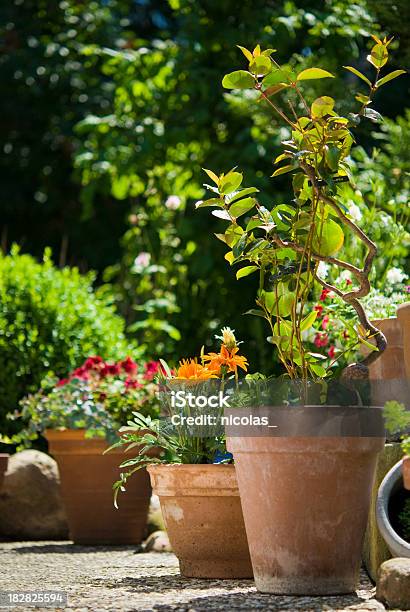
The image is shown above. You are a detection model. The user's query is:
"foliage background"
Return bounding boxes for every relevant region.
[1,0,409,384]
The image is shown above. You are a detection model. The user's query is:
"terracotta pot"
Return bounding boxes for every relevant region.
[147,464,253,578]
[397,302,410,379]
[228,425,384,594]
[367,317,405,381]
[46,429,151,545]
[403,456,410,491]
[0,454,9,490]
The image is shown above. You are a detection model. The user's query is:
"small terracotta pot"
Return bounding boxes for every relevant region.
[397,302,410,379]
[403,456,410,491]
[228,433,384,594]
[147,464,253,578]
[46,429,151,545]
[0,454,9,490]
[367,317,405,381]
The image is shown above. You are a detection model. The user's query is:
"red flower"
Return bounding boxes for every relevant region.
[125,378,142,389]
[319,289,331,302]
[321,315,330,330]
[101,363,121,377]
[144,360,160,380]
[346,279,352,286]
[72,366,89,380]
[84,356,104,370]
[56,378,69,387]
[314,332,329,348]
[328,345,336,359]
[120,357,138,374]
[314,304,324,316]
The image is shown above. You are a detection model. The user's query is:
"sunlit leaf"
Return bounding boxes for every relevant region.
[212,209,231,221]
[363,108,383,123]
[230,197,256,218]
[222,70,255,89]
[300,310,318,332]
[202,168,219,185]
[297,68,334,81]
[312,218,344,256]
[219,171,243,194]
[195,198,221,208]
[249,55,272,76]
[367,43,388,69]
[376,70,406,88]
[236,266,259,279]
[237,45,253,62]
[271,164,294,177]
[227,187,259,203]
[311,96,335,118]
[343,66,372,87]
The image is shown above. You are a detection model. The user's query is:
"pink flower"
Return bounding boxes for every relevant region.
[101,363,121,377]
[84,356,104,370]
[72,366,89,380]
[314,333,329,348]
[321,315,330,330]
[319,289,331,302]
[125,378,142,389]
[328,345,336,359]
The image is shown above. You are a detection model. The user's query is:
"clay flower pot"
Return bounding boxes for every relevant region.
[147,464,253,578]
[403,456,410,491]
[0,454,9,490]
[46,429,151,545]
[227,407,384,595]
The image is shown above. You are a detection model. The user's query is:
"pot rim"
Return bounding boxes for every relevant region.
[376,459,410,557]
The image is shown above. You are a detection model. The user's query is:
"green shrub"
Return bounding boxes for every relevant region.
[0,246,131,438]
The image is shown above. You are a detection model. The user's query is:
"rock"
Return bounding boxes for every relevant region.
[376,557,410,610]
[143,530,172,552]
[0,450,68,539]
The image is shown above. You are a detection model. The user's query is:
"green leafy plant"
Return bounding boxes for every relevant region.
[0,247,132,439]
[13,356,160,447]
[383,401,410,455]
[196,36,405,381]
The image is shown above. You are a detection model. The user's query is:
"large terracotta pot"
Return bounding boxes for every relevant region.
[147,464,253,578]
[227,411,384,595]
[0,454,9,490]
[46,429,151,545]
[397,302,410,379]
[403,456,410,491]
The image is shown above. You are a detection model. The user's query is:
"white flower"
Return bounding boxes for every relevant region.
[317,261,329,279]
[386,267,406,285]
[335,270,352,284]
[165,195,181,210]
[134,252,151,268]
[348,202,362,222]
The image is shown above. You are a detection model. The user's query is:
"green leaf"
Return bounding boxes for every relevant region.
[343,66,372,87]
[195,198,222,208]
[227,187,259,203]
[202,168,219,185]
[236,266,259,279]
[212,209,231,221]
[237,45,253,62]
[297,68,334,81]
[363,108,383,123]
[230,197,256,218]
[355,93,370,105]
[367,43,388,69]
[222,70,255,89]
[232,233,248,258]
[311,96,335,118]
[249,55,272,76]
[244,309,267,318]
[300,310,318,332]
[263,84,288,97]
[312,218,344,256]
[376,70,406,88]
[219,171,243,194]
[224,224,244,247]
[325,145,341,171]
[262,67,295,87]
[310,364,327,377]
[271,164,294,177]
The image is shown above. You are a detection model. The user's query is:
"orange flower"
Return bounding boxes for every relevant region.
[202,345,248,375]
[173,359,217,381]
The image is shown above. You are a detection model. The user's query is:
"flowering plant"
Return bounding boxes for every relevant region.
[13,356,160,446]
[196,36,405,382]
[109,328,248,504]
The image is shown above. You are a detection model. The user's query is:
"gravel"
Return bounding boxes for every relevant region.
[0,541,390,611]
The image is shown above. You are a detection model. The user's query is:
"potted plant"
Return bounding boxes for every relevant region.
[15,356,160,545]
[194,36,406,594]
[109,328,253,578]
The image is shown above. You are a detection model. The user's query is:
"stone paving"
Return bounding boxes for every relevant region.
[0,541,393,611]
